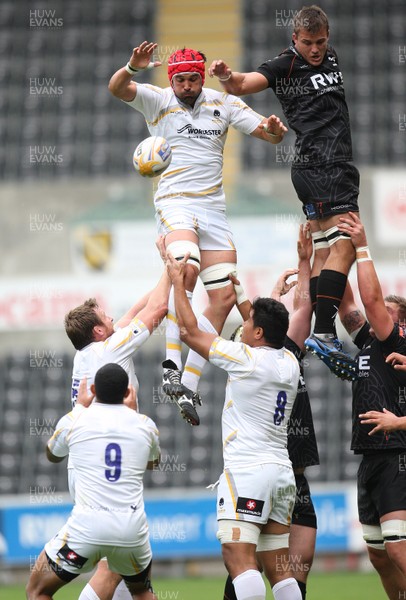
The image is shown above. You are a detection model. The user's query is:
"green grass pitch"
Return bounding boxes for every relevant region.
[2,572,386,599]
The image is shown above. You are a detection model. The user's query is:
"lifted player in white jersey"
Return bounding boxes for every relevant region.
[26,363,160,600]
[166,253,302,600]
[109,41,287,427]
[63,251,169,600]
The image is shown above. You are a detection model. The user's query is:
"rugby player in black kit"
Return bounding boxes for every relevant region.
[209,5,359,381]
[337,212,406,600]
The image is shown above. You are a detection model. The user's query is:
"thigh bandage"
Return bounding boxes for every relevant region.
[256,532,289,552]
[381,519,406,543]
[311,230,329,249]
[200,262,236,290]
[324,225,351,246]
[362,524,385,550]
[217,519,260,545]
[166,240,201,272]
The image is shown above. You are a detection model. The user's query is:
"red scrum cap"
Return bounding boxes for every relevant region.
[167,48,206,85]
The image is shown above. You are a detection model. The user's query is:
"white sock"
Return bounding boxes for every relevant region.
[78,584,101,600]
[166,288,193,368]
[233,569,266,600]
[182,314,218,392]
[272,577,302,600]
[111,579,132,600]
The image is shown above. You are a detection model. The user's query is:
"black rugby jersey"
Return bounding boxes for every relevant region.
[352,323,406,453]
[257,44,353,168]
[285,336,320,469]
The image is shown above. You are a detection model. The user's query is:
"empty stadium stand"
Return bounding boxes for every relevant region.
[0,347,359,495]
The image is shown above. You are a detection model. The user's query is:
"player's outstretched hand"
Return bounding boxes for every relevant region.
[208,59,231,79]
[270,269,298,301]
[386,352,406,371]
[337,212,367,249]
[124,385,138,411]
[297,222,312,261]
[359,407,401,435]
[129,41,162,70]
[77,378,95,408]
[166,252,190,285]
[260,114,288,137]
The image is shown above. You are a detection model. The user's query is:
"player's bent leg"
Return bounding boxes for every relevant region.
[309,221,330,314]
[367,546,406,600]
[181,250,237,402]
[382,516,406,578]
[256,521,302,600]
[162,231,200,410]
[84,560,125,600]
[289,524,316,588]
[26,549,74,600]
[121,559,157,600]
[306,214,358,380]
[363,523,406,599]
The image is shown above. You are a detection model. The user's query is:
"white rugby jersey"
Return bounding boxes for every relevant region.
[126,86,264,210]
[48,403,160,545]
[71,317,149,408]
[209,337,300,469]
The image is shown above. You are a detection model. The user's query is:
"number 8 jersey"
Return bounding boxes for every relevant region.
[209,337,300,470]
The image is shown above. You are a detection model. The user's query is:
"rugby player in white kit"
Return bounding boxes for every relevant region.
[62,257,169,600]
[26,363,160,600]
[108,41,287,426]
[166,253,302,600]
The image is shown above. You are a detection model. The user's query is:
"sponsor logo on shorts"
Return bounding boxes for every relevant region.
[57,543,88,568]
[331,204,352,211]
[236,496,264,517]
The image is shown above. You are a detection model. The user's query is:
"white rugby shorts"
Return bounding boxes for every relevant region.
[155,204,236,252]
[216,463,296,526]
[45,509,152,576]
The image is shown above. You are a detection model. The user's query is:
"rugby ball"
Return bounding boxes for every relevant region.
[133,136,172,177]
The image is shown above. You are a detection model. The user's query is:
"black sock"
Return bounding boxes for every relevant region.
[224,575,237,600]
[309,276,318,315]
[297,580,307,599]
[314,269,347,336]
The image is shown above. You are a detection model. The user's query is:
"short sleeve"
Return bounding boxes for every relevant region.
[226,94,263,134]
[257,56,286,91]
[142,415,160,462]
[104,317,150,359]
[47,409,81,458]
[380,324,406,355]
[353,322,371,350]
[124,84,165,122]
[209,336,255,377]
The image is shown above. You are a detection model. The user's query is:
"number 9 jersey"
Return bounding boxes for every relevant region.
[208,337,300,470]
[47,403,160,545]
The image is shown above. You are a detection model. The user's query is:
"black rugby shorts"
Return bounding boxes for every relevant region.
[291,162,360,220]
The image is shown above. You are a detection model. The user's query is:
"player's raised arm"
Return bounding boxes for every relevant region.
[209,59,268,95]
[108,40,161,102]
[337,212,393,341]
